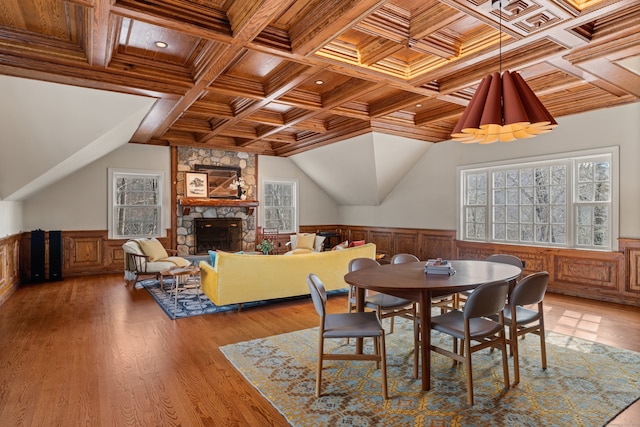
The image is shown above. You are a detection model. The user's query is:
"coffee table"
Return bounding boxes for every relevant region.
[344,259,521,391]
[161,265,203,319]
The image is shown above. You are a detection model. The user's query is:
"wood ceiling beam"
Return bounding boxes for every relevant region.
[414,104,463,126]
[369,92,427,118]
[410,4,464,41]
[359,38,403,67]
[144,0,290,142]
[290,0,387,56]
[88,0,111,68]
[196,63,326,144]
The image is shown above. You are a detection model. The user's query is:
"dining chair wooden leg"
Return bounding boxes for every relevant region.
[413,315,420,379]
[539,318,547,370]
[379,332,388,400]
[511,322,521,384]
[316,335,324,397]
[500,332,511,391]
[464,338,474,406]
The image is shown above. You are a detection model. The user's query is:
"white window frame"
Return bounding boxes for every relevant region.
[259,177,298,233]
[108,168,165,239]
[457,147,619,251]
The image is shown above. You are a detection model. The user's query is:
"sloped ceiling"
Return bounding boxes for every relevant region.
[291,133,432,205]
[0,75,426,206]
[0,75,156,201]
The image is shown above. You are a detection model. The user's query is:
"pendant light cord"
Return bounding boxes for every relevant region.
[499,7,502,75]
[499,5,503,126]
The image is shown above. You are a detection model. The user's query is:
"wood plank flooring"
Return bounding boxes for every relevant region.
[0,274,638,426]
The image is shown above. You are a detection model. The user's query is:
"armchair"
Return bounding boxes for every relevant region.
[284,232,326,255]
[122,238,190,286]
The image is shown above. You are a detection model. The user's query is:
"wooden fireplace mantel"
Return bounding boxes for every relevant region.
[179,198,259,215]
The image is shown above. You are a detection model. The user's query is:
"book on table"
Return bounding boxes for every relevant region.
[424,259,456,275]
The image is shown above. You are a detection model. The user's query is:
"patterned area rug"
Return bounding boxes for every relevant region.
[221,318,640,427]
[139,279,346,319]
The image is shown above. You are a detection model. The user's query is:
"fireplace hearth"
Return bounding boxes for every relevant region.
[194,218,242,254]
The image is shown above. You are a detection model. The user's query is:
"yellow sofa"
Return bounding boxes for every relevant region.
[199,243,376,307]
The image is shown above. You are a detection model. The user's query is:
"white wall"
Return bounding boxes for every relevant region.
[339,103,640,238]
[22,144,170,232]
[258,155,339,227]
[16,103,640,240]
[0,200,22,237]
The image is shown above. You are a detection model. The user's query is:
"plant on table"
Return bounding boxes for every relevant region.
[257,238,275,255]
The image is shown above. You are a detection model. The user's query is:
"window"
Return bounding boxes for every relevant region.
[261,179,297,233]
[109,169,164,239]
[459,148,618,250]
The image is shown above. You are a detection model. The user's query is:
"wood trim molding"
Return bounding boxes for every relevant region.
[12,227,640,308]
[178,198,259,215]
[0,234,21,305]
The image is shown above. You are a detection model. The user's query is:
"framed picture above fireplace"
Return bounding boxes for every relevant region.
[194,164,242,199]
[185,172,208,198]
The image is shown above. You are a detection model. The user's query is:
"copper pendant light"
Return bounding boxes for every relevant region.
[451,5,557,144]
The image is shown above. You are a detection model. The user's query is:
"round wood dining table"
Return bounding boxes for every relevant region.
[344,259,522,391]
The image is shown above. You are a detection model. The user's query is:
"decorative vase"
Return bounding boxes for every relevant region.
[240,194,247,200]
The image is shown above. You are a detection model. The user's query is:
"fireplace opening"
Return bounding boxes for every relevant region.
[194,218,242,254]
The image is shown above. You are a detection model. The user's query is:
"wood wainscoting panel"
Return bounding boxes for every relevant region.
[0,246,6,288]
[619,238,640,293]
[349,229,369,243]
[419,230,457,261]
[628,249,640,292]
[105,239,127,272]
[0,234,21,305]
[554,256,618,289]
[393,232,419,256]
[369,231,393,256]
[67,236,103,274]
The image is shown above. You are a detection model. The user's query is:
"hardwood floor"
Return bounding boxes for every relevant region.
[0,274,638,426]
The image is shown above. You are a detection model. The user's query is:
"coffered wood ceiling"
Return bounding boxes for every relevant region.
[1,0,638,157]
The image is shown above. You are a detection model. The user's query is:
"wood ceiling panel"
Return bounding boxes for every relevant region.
[0,0,637,155]
[118,19,201,65]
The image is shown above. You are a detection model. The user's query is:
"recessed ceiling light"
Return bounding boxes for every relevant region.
[155,41,168,48]
[415,103,422,107]
[315,80,324,85]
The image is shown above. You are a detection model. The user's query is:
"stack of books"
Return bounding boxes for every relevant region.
[425,259,456,275]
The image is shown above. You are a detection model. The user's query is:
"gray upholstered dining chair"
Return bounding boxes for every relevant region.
[429,280,511,405]
[347,257,416,336]
[307,273,388,399]
[501,271,549,384]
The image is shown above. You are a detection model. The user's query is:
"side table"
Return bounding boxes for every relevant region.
[161,266,203,319]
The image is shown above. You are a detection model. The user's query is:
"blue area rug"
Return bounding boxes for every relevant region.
[139,279,346,319]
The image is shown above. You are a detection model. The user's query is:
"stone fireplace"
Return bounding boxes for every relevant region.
[176,147,256,256]
[194,218,242,253]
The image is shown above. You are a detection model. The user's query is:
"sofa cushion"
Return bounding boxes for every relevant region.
[137,238,169,261]
[160,256,190,268]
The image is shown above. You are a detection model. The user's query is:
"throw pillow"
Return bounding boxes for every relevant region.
[348,240,366,247]
[137,238,169,262]
[295,233,316,250]
[208,250,217,266]
[331,240,349,251]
